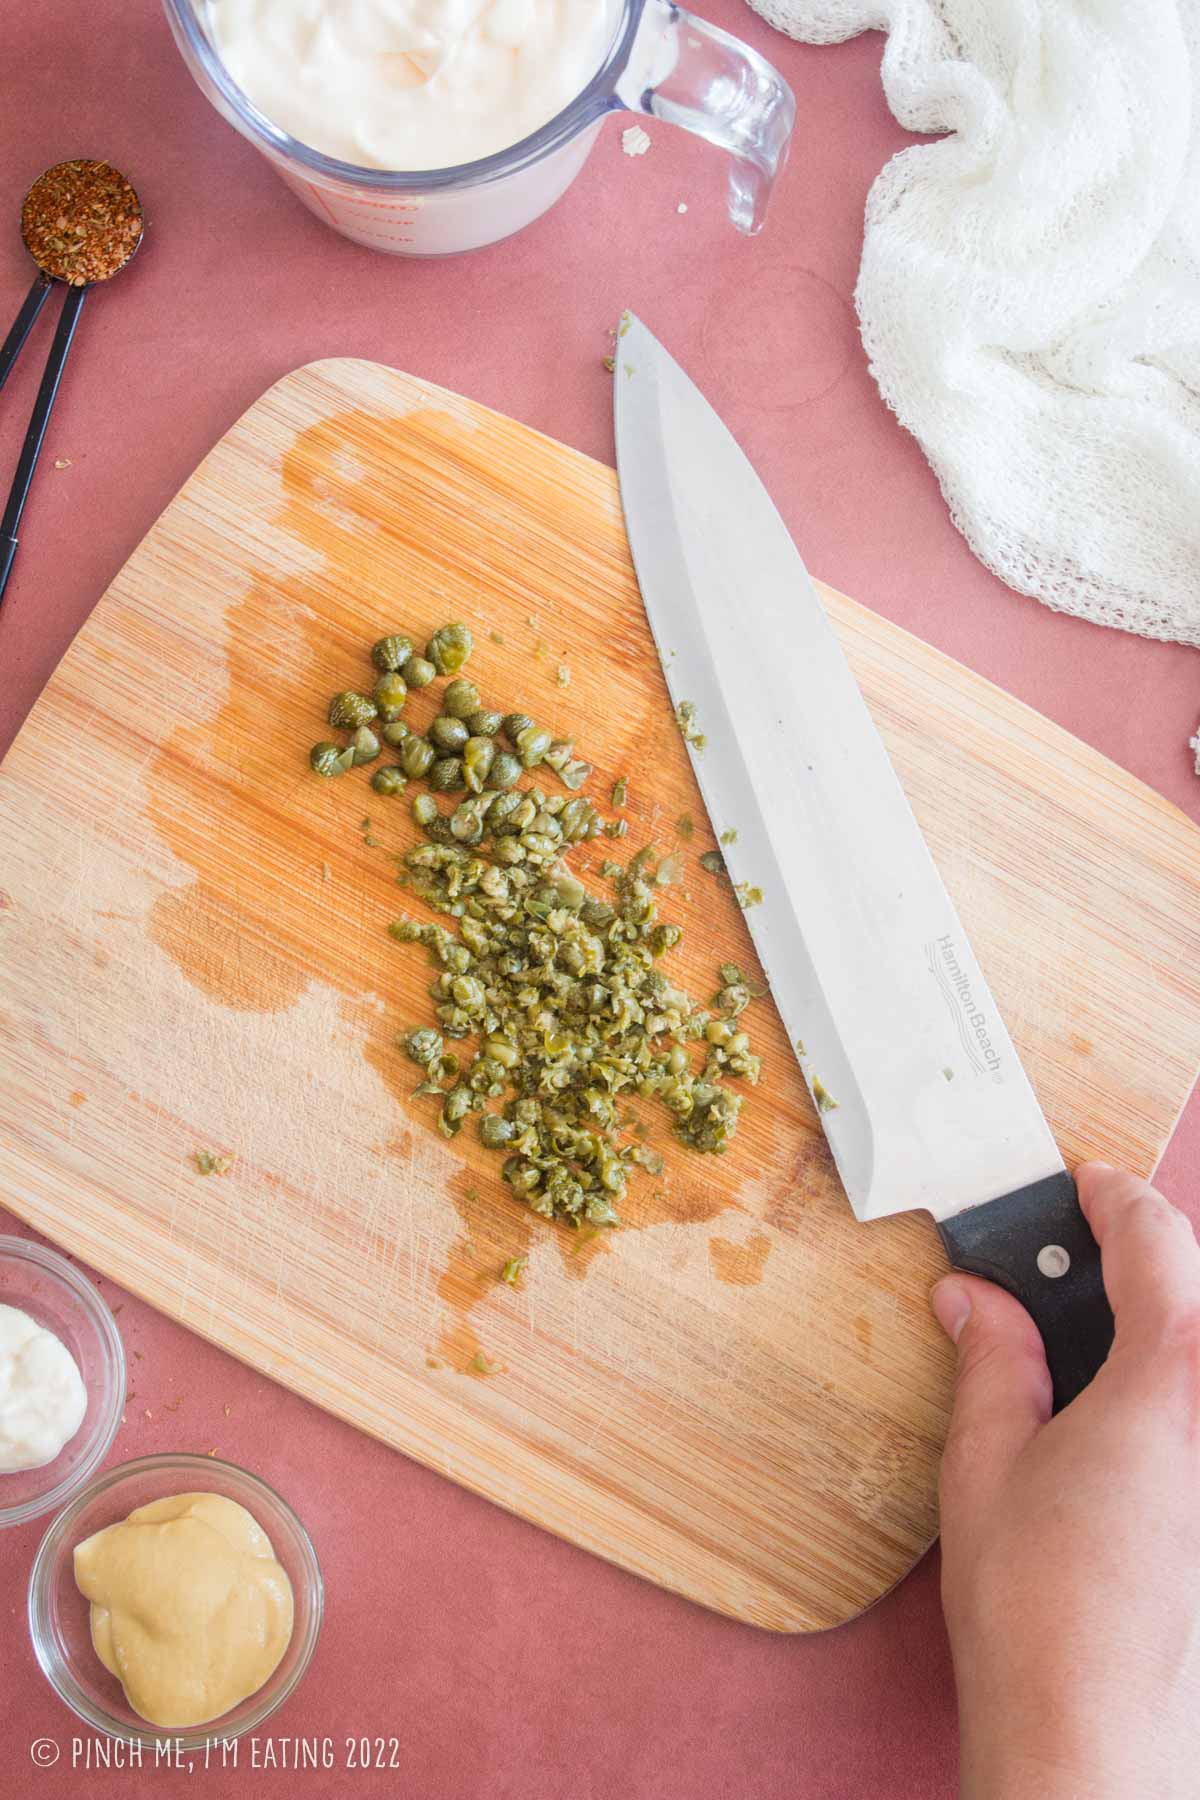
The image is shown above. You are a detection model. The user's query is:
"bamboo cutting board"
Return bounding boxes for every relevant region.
[3,359,1200,1633]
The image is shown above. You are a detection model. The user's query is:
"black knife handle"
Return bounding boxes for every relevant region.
[936,1170,1113,1412]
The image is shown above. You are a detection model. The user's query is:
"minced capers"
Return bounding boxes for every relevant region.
[391,840,759,1224]
[308,618,764,1227]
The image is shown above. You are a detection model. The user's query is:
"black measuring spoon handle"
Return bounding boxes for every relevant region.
[0,282,87,610]
[0,271,53,396]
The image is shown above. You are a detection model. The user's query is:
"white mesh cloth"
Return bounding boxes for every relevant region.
[747,0,1200,644]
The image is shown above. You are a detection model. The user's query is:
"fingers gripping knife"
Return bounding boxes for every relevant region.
[613,315,1114,1410]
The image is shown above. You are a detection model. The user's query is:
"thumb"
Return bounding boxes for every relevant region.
[932,1275,1053,1510]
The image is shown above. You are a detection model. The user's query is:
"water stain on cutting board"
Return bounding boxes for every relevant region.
[708,1231,771,1287]
[146,406,789,1369]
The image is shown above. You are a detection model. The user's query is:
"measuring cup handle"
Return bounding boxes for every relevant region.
[615,0,796,234]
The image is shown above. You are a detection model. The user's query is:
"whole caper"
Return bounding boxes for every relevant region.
[502,712,535,745]
[429,756,465,792]
[399,735,436,779]
[412,793,439,827]
[373,672,408,720]
[466,709,503,738]
[450,803,485,845]
[371,634,413,672]
[401,654,436,689]
[371,765,407,796]
[429,714,469,754]
[381,720,410,747]
[486,751,522,791]
[349,725,381,765]
[462,736,496,793]
[488,789,525,830]
[426,622,473,676]
[329,690,377,729]
[442,678,482,719]
[404,1026,444,1066]
[515,724,553,768]
[310,741,349,776]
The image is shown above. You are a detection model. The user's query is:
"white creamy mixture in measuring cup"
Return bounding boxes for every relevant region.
[207,0,622,170]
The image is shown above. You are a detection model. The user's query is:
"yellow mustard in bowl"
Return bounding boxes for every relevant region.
[73,1491,294,1728]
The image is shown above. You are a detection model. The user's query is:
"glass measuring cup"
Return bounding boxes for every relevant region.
[163,0,795,256]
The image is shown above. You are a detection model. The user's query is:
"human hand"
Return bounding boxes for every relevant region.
[932,1162,1200,1800]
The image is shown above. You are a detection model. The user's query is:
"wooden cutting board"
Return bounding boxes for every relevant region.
[3,359,1200,1632]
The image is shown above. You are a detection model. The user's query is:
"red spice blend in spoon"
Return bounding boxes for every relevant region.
[0,159,144,607]
[20,159,143,286]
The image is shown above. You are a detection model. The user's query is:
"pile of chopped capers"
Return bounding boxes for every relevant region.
[309,620,762,1230]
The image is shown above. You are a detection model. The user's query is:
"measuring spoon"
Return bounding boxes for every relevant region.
[0,160,143,609]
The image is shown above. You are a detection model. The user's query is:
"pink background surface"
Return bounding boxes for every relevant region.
[1,3,1197,1795]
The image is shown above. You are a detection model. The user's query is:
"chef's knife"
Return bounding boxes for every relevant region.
[613,314,1114,1410]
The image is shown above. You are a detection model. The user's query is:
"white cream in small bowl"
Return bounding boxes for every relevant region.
[0,1237,124,1529]
[0,1303,87,1472]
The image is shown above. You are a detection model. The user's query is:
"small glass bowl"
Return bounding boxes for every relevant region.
[0,1236,125,1529]
[28,1454,323,1748]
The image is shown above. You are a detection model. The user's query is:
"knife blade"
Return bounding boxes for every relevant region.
[613,313,1113,1408]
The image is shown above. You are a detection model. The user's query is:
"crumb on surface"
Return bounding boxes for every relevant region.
[812,1077,838,1114]
[193,1149,233,1176]
[622,124,652,157]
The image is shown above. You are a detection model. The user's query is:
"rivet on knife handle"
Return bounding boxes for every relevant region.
[935,1171,1114,1411]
